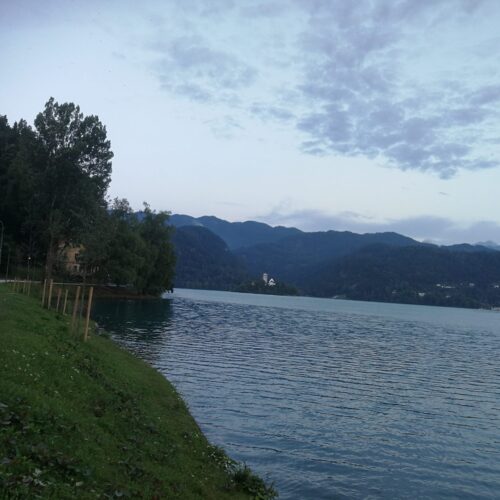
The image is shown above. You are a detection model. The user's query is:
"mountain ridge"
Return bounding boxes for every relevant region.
[168,213,500,308]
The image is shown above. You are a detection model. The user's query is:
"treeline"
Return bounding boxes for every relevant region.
[301,244,500,308]
[236,280,298,296]
[0,98,175,295]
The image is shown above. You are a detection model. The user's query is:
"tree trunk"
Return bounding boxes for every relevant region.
[45,236,56,279]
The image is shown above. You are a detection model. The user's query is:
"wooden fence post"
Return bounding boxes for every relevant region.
[47,279,54,309]
[41,279,47,306]
[56,288,62,312]
[63,289,69,315]
[83,287,94,342]
[71,286,81,332]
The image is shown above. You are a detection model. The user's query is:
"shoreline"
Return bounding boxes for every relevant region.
[0,285,276,499]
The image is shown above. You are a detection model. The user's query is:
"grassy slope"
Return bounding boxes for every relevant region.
[0,285,275,499]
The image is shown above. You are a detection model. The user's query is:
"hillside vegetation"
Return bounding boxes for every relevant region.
[0,285,276,499]
[172,226,248,290]
[169,214,500,308]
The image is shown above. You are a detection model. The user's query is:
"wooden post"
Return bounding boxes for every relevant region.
[63,289,69,315]
[83,287,94,342]
[78,288,84,334]
[47,279,54,309]
[41,279,47,306]
[71,286,81,331]
[56,288,62,312]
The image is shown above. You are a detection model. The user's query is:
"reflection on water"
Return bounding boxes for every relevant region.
[93,290,500,499]
[94,299,173,365]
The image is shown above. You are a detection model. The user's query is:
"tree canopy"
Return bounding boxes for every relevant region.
[0,99,175,296]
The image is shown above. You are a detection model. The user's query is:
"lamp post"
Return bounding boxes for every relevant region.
[27,256,31,281]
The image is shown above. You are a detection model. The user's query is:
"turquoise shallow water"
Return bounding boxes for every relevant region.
[93,289,500,499]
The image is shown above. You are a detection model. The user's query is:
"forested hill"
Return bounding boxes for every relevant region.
[170,214,302,250]
[300,244,500,308]
[171,225,248,290]
[168,215,500,308]
[234,230,421,283]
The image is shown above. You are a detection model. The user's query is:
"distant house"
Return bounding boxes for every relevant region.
[58,243,83,275]
[58,243,97,276]
[262,272,277,286]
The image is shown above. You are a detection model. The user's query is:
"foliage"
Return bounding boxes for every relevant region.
[171,225,248,290]
[33,98,113,276]
[236,279,298,296]
[134,204,176,295]
[235,230,420,284]
[0,99,112,277]
[302,244,500,308]
[0,102,176,296]
[0,286,276,499]
[81,200,176,296]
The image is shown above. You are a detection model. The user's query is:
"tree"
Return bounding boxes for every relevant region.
[33,98,113,277]
[81,200,176,296]
[134,204,176,295]
[87,198,146,287]
[0,118,43,266]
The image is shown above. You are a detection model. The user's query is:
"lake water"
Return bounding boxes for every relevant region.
[92,289,500,499]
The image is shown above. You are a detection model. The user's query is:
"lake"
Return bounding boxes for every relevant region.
[92,289,500,499]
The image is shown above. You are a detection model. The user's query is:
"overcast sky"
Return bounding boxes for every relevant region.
[1,0,500,243]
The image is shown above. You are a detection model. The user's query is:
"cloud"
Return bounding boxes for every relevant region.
[290,1,500,178]
[250,102,295,122]
[150,35,257,103]
[290,1,500,177]
[203,114,244,138]
[141,0,500,177]
[257,207,500,245]
[469,84,500,105]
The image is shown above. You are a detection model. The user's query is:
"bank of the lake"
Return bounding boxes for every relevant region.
[93,289,500,499]
[0,285,275,499]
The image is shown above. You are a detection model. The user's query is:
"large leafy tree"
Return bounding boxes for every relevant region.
[33,97,113,277]
[134,204,176,295]
[0,118,43,266]
[86,198,146,287]
[82,200,176,295]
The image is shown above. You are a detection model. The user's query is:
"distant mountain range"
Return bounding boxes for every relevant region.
[168,214,500,308]
[169,214,302,249]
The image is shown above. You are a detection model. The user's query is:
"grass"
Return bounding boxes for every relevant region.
[0,284,277,499]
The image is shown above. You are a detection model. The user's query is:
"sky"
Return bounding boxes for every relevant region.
[1,0,500,244]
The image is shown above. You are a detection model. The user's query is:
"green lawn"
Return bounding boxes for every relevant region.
[0,285,276,499]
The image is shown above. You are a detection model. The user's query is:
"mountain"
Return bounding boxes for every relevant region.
[234,230,422,284]
[301,244,500,308]
[476,241,500,251]
[169,214,302,250]
[168,213,500,308]
[171,225,248,290]
[445,243,495,253]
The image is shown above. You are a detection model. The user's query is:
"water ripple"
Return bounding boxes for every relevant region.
[93,290,500,499]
